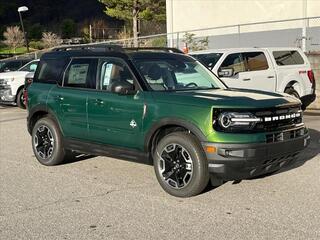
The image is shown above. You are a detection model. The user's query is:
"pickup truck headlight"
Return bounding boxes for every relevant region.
[216,112,262,130]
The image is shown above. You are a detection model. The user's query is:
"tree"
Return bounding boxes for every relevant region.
[28,23,43,40]
[183,32,209,52]
[3,26,24,53]
[61,19,76,38]
[99,0,166,46]
[42,32,62,48]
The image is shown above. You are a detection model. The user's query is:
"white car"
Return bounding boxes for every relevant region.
[0,59,39,108]
[191,47,316,109]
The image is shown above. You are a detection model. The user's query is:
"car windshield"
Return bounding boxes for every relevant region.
[191,53,223,69]
[19,61,38,72]
[133,57,226,91]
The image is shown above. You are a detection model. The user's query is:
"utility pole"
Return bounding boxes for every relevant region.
[302,0,308,52]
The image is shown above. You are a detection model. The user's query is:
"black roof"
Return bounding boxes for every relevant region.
[42,44,192,62]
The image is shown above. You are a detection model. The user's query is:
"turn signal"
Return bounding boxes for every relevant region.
[205,146,216,153]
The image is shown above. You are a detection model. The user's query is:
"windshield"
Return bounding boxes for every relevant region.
[19,61,38,72]
[134,57,226,91]
[191,53,222,69]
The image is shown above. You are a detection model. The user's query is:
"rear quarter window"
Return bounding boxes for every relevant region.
[273,51,304,66]
[34,58,69,84]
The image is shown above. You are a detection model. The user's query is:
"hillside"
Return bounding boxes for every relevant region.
[0,0,122,39]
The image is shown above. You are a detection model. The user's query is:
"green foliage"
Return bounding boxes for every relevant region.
[28,23,43,40]
[99,0,166,23]
[146,36,167,47]
[61,19,76,38]
[183,32,209,51]
[29,40,44,50]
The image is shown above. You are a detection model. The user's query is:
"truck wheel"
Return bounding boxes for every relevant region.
[285,88,300,99]
[153,132,209,197]
[31,117,66,166]
[16,89,25,109]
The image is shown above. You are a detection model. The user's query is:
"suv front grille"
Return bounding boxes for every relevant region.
[254,107,302,132]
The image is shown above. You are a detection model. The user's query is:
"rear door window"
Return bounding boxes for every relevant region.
[243,52,269,71]
[273,51,304,66]
[63,58,97,89]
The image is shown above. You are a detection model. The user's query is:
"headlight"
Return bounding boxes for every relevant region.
[216,112,262,130]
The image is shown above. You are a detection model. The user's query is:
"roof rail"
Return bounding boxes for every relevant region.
[125,47,184,54]
[52,44,124,52]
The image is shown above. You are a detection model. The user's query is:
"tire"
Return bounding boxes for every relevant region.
[285,88,300,99]
[16,88,25,109]
[31,117,66,166]
[153,132,209,197]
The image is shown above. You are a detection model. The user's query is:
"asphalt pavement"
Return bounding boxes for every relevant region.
[0,106,319,240]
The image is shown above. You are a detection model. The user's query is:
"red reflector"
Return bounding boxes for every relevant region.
[23,90,28,107]
[307,70,315,83]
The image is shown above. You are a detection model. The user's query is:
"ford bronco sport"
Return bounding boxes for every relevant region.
[27,45,310,197]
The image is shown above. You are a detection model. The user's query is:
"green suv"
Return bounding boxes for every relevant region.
[26,45,310,197]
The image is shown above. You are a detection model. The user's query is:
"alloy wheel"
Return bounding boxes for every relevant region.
[33,125,55,160]
[158,143,193,189]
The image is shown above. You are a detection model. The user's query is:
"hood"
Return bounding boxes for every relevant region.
[152,88,301,109]
[0,71,29,79]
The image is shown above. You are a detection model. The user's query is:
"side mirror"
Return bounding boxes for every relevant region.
[111,81,136,95]
[218,68,234,77]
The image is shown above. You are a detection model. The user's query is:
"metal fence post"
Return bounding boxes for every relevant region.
[238,25,241,47]
[176,32,179,49]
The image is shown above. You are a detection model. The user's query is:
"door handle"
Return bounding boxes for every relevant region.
[267,76,275,79]
[242,78,251,81]
[94,98,104,105]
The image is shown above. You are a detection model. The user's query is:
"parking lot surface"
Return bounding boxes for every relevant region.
[0,106,319,240]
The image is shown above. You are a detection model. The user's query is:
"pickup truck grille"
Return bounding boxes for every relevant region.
[253,106,302,132]
[0,79,7,89]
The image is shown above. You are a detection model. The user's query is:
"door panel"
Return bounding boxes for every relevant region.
[46,58,97,140]
[48,85,88,139]
[220,52,276,92]
[87,91,144,149]
[87,57,145,149]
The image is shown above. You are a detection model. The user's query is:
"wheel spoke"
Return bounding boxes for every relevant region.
[159,143,193,189]
[33,125,54,160]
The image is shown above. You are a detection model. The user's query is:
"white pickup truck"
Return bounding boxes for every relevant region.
[0,59,39,108]
[191,47,316,109]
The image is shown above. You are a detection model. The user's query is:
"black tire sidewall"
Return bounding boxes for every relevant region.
[153,132,209,197]
[285,88,300,99]
[32,117,65,166]
[16,89,25,109]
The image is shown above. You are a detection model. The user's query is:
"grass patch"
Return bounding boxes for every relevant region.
[0,46,29,54]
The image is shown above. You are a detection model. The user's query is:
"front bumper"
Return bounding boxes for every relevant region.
[202,129,310,181]
[0,88,16,104]
[301,93,316,109]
